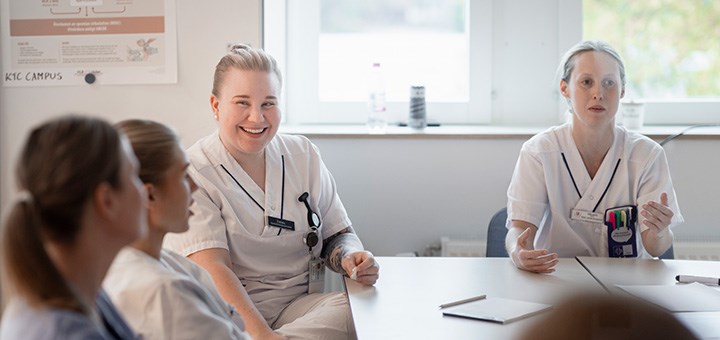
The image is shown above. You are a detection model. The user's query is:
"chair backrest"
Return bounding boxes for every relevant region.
[486,207,509,257]
[659,244,674,260]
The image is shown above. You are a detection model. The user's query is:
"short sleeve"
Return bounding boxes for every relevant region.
[636,147,684,232]
[506,145,550,229]
[306,139,352,239]
[163,177,229,256]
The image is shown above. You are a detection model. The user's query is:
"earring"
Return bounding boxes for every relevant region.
[213,113,218,120]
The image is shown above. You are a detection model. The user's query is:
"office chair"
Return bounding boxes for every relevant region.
[659,244,674,260]
[486,207,509,257]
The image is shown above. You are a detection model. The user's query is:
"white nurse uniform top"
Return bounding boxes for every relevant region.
[507,123,683,258]
[103,248,249,340]
[164,131,351,324]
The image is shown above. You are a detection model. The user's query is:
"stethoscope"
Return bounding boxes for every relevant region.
[220,155,321,252]
[299,192,321,252]
[560,152,621,212]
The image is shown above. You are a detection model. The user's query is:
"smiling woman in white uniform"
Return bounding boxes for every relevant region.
[164,44,379,340]
[505,41,683,273]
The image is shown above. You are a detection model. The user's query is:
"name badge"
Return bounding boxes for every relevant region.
[570,209,604,224]
[267,216,295,230]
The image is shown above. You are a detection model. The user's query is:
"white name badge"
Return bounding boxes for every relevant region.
[570,209,604,224]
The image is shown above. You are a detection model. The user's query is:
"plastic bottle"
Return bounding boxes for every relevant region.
[367,62,387,133]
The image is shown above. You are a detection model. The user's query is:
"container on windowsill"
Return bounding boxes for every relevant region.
[620,100,646,130]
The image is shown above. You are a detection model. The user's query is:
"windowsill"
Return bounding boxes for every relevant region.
[279,124,720,139]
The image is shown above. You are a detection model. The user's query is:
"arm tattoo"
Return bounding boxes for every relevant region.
[321,226,364,274]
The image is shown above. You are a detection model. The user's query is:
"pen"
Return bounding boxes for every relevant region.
[439,294,487,309]
[614,210,621,230]
[675,275,720,285]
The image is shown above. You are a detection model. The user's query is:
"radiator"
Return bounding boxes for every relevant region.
[674,241,720,261]
[439,238,720,260]
[441,237,486,257]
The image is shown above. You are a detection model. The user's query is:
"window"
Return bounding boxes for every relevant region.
[274,1,720,126]
[266,0,493,125]
[584,1,720,125]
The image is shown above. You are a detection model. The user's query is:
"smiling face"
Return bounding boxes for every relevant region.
[561,51,625,130]
[211,68,281,162]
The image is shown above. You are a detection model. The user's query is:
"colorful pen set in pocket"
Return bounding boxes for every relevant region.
[605,205,638,257]
[606,207,633,230]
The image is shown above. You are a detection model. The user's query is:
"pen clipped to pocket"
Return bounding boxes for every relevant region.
[605,205,638,258]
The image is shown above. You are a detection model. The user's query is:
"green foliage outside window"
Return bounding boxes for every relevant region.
[584,0,720,99]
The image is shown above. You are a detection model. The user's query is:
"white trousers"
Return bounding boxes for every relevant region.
[273,292,356,340]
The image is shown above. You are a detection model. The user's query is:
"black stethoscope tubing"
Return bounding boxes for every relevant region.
[220,155,287,234]
[219,155,320,247]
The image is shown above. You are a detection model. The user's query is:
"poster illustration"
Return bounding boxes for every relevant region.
[1,0,177,86]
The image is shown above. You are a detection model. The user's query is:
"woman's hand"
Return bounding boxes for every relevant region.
[509,227,558,274]
[641,192,673,235]
[342,251,379,286]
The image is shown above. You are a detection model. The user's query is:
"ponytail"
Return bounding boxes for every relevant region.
[2,115,122,316]
[2,198,86,313]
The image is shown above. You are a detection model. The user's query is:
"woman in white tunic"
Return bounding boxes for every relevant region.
[103,120,250,340]
[505,41,683,273]
[164,44,380,340]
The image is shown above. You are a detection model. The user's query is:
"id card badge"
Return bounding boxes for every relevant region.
[570,209,604,224]
[605,205,638,258]
[308,257,325,294]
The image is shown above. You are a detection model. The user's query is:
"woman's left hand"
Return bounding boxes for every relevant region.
[641,192,674,234]
[342,251,379,286]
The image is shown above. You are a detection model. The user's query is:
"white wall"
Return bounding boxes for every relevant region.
[2,0,719,258]
[307,136,720,256]
[1,0,262,207]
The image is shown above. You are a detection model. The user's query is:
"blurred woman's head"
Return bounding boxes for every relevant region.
[519,292,697,340]
[2,115,145,313]
[116,119,196,234]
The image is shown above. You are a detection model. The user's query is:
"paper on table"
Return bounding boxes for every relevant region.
[616,282,720,312]
[441,296,551,324]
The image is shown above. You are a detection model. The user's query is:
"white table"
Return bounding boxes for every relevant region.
[344,257,602,340]
[576,256,720,339]
[576,256,720,288]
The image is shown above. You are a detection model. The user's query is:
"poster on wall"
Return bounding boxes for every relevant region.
[1,0,177,87]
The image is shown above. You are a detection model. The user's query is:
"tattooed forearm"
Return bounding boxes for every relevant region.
[321,226,364,274]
